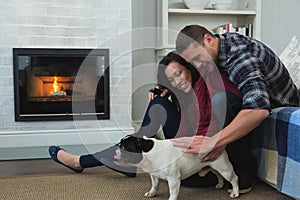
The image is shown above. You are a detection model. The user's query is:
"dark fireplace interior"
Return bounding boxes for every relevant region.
[13,48,110,121]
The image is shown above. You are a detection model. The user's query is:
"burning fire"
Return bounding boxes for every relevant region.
[50,76,66,96]
[53,76,59,92]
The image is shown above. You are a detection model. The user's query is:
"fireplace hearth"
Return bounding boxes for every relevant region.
[13,48,110,121]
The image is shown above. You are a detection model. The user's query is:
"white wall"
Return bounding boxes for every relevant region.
[131,0,158,122]
[261,0,300,54]
[0,0,133,159]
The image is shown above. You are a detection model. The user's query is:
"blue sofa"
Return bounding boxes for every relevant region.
[250,107,300,199]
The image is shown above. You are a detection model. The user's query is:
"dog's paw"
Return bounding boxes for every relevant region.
[215,175,224,189]
[198,167,210,177]
[215,182,224,189]
[229,191,239,198]
[144,191,157,198]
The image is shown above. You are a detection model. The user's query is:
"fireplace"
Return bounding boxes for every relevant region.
[13,48,110,121]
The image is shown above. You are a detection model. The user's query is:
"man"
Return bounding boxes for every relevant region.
[171,25,299,193]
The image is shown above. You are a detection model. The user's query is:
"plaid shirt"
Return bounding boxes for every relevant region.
[218,33,299,111]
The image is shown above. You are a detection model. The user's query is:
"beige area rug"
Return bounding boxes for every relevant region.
[0,172,292,200]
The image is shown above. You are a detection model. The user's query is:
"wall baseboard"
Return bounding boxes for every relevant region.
[0,127,134,160]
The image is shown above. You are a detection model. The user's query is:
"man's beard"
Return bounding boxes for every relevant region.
[200,46,218,76]
[199,61,217,77]
[204,45,218,65]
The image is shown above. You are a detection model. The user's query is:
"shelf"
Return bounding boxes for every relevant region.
[156,45,175,50]
[169,8,256,15]
[156,0,261,61]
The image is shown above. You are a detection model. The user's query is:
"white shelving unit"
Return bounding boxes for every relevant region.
[156,0,261,59]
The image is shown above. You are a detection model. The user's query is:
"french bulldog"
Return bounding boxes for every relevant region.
[114,135,239,200]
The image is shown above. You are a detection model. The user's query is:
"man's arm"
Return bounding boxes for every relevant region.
[171,109,269,161]
[213,109,269,148]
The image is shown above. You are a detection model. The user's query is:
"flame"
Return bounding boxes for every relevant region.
[53,77,59,92]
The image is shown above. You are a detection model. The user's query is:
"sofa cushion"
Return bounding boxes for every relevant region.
[250,107,300,199]
[279,36,300,89]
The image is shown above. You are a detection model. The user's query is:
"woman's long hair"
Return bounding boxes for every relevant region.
[157,52,200,136]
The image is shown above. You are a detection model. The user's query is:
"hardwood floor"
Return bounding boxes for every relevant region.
[0,159,110,178]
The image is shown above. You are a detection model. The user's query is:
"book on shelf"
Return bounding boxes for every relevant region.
[213,23,253,37]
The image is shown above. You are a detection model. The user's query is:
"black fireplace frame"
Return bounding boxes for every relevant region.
[13,48,110,121]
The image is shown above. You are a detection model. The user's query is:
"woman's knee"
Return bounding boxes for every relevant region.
[150,96,171,107]
[212,92,241,111]
[212,92,227,111]
[212,91,242,127]
[149,96,179,116]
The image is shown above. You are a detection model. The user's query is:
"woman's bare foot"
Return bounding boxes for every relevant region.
[57,150,82,170]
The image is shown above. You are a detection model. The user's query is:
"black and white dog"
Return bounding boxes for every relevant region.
[114,135,239,200]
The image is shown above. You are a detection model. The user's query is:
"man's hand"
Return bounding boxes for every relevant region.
[171,135,223,162]
[171,136,217,158]
[171,109,269,162]
[201,145,226,162]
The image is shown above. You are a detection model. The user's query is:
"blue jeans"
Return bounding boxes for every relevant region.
[139,96,181,139]
[212,91,242,128]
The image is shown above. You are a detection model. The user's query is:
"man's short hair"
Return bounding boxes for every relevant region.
[176,25,214,53]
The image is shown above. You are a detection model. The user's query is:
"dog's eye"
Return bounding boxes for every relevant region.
[116,142,125,149]
[116,142,122,148]
[116,135,131,148]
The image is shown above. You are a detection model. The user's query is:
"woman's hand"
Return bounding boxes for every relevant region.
[148,87,169,103]
[171,135,225,162]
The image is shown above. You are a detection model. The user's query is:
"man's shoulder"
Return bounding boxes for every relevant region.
[221,33,251,51]
[222,32,249,40]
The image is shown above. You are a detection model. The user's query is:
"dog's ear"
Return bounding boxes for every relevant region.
[137,138,154,152]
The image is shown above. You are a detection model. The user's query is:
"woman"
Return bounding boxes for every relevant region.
[157,51,241,138]
[49,51,243,187]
